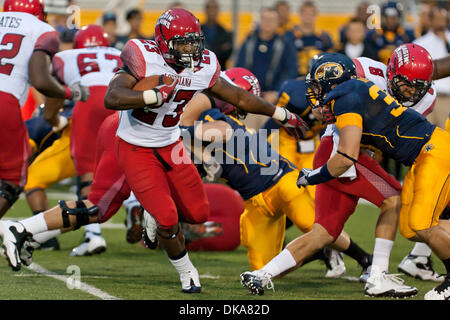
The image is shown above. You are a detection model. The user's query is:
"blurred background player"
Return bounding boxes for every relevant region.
[44,24,122,256]
[0,0,88,223]
[286,1,334,76]
[365,1,415,65]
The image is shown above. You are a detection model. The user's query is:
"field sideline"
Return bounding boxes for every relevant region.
[0,193,444,301]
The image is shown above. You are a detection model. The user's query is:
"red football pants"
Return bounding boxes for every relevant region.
[313,136,402,239]
[115,137,210,229]
[0,91,30,187]
[71,85,115,176]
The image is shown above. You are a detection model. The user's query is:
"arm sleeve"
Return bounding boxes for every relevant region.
[120,40,147,81]
[34,31,60,57]
[332,93,364,130]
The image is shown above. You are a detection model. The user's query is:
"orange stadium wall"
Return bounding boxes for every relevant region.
[80,10,352,46]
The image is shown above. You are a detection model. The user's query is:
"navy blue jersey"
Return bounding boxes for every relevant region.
[261,79,325,140]
[26,101,73,156]
[199,108,295,200]
[325,78,436,166]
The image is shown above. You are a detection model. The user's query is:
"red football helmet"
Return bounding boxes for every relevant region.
[214,67,262,119]
[73,25,110,49]
[3,0,46,22]
[387,43,434,106]
[154,8,205,69]
[225,67,262,97]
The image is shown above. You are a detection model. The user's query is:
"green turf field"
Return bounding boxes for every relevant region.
[0,192,444,300]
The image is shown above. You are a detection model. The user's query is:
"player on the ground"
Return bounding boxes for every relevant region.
[241,53,450,300]
[178,66,372,274]
[353,44,444,283]
[0,8,308,293]
[0,0,88,220]
[43,24,123,256]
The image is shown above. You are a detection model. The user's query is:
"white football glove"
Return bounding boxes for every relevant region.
[69,82,90,102]
[296,168,313,188]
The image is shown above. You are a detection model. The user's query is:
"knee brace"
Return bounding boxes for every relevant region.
[0,181,22,207]
[59,200,98,230]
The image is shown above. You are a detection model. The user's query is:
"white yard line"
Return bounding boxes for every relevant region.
[26,262,121,300]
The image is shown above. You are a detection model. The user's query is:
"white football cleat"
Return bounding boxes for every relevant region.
[20,236,41,266]
[424,277,450,300]
[324,248,346,278]
[359,265,372,283]
[364,266,418,298]
[398,254,444,282]
[70,233,106,256]
[142,210,158,249]
[180,267,202,293]
[240,270,274,295]
[0,220,31,271]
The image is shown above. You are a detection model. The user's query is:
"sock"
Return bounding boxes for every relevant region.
[372,238,394,273]
[20,214,48,235]
[169,250,194,275]
[303,249,326,265]
[343,239,371,269]
[410,242,432,257]
[84,223,101,236]
[261,248,297,277]
[443,258,450,276]
[33,230,61,244]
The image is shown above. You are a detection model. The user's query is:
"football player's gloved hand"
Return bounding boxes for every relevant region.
[273,107,309,136]
[52,115,69,132]
[322,107,336,124]
[152,79,178,107]
[296,168,313,188]
[68,82,90,102]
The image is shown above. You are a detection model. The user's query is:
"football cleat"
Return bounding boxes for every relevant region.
[182,221,224,243]
[323,248,346,278]
[364,266,418,298]
[180,267,202,293]
[70,232,106,256]
[0,221,31,271]
[38,237,60,251]
[142,210,158,249]
[240,270,274,296]
[125,205,144,244]
[424,276,450,300]
[359,265,372,283]
[20,236,41,266]
[398,254,444,282]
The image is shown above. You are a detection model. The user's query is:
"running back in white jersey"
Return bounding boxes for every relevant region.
[52,46,122,87]
[353,56,437,116]
[116,39,221,148]
[0,12,59,105]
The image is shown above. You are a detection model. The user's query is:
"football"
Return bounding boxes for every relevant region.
[133,75,174,91]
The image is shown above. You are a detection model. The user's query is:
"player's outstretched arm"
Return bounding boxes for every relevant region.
[432,55,450,80]
[327,125,362,176]
[29,51,67,98]
[206,76,309,133]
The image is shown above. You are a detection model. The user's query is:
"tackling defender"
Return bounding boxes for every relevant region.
[241,53,450,300]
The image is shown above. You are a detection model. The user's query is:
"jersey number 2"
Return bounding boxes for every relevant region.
[0,34,25,76]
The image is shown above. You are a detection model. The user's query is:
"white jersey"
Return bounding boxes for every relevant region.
[0,12,59,105]
[117,39,221,148]
[52,46,122,87]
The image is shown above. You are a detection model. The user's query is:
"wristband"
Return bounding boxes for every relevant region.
[143,89,158,105]
[64,86,72,99]
[306,163,335,185]
[272,107,288,122]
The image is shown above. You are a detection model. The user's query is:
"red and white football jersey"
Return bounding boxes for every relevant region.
[353,57,437,116]
[0,12,59,105]
[116,39,221,148]
[52,46,122,87]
